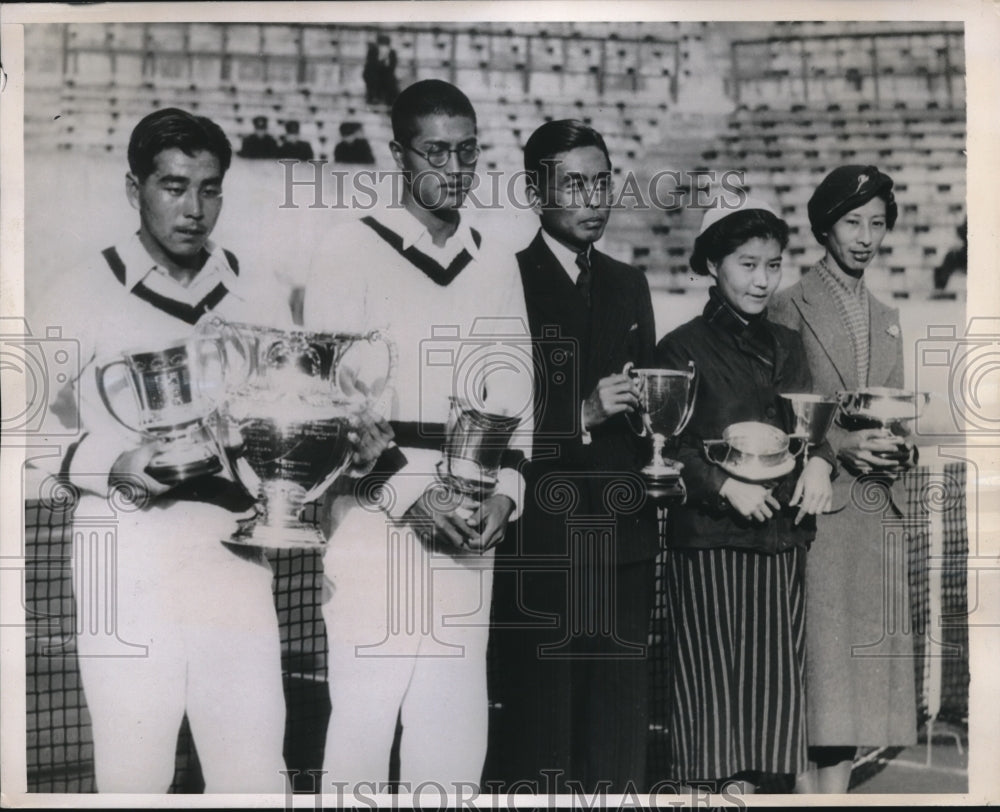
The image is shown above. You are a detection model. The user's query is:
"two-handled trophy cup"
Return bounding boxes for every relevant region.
[217,322,395,548]
[435,396,522,517]
[96,336,230,485]
[703,421,803,483]
[780,393,839,463]
[836,387,929,473]
[623,360,697,502]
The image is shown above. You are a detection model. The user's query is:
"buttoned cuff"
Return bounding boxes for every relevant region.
[580,402,592,446]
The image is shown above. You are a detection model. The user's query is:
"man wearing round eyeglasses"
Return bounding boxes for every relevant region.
[300,79,532,790]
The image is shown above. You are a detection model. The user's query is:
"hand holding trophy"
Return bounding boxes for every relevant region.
[623,360,697,503]
[96,335,231,486]
[835,387,928,475]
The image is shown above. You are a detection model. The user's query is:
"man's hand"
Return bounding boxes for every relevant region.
[109,443,173,500]
[719,478,780,522]
[463,494,515,553]
[838,428,905,474]
[346,413,395,476]
[582,373,640,431]
[405,484,478,549]
[789,456,834,525]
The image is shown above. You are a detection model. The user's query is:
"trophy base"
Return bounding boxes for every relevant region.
[640,461,686,504]
[146,453,223,486]
[228,515,327,550]
[642,474,686,504]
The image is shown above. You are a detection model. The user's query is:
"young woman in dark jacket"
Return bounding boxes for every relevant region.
[655,200,836,790]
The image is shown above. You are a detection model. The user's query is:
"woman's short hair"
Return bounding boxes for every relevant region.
[390,79,476,145]
[128,108,232,181]
[690,208,790,275]
[807,164,898,244]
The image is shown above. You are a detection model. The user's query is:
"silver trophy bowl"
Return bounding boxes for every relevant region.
[96,336,229,485]
[624,360,696,502]
[836,387,929,471]
[837,387,930,426]
[218,322,395,548]
[704,421,801,482]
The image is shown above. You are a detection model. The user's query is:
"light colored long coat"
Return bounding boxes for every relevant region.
[769,265,918,747]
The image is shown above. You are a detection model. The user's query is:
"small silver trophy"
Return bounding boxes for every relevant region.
[96,337,229,485]
[704,421,803,483]
[836,387,929,472]
[219,322,395,548]
[435,396,522,515]
[781,393,839,463]
[624,360,697,502]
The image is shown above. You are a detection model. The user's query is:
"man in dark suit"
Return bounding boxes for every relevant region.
[237,115,278,159]
[490,120,659,793]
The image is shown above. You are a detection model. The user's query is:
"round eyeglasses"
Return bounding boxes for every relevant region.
[406,142,480,168]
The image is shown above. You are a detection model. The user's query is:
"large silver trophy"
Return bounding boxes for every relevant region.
[781,393,839,462]
[218,322,395,548]
[436,396,521,515]
[624,361,697,501]
[836,387,929,472]
[96,336,230,484]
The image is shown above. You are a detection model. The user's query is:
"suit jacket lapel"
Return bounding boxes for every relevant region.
[796,268,858,390]
[866,292,898,386]
[519,232,590,347]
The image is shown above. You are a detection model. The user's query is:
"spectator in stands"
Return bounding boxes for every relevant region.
[363,33,400,106]
[300,79,532,791]
[334,121,376,165]
[654,200,835,793]
[277,119,315,161]
[491,119,658,793]
[770,165,919,794]
[238,115,279,159]
[38,108,288,792]
[933,216,967,295]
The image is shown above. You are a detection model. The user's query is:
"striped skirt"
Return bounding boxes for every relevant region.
[664,546,808,781]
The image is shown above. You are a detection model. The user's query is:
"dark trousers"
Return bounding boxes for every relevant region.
[488,552,656,793]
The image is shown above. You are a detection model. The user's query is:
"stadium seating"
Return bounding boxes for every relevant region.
[24,21,965,296]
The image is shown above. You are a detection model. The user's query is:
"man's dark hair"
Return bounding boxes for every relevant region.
[390,80,476,145]
[523,119,611,189]
[128,108,233,181]
[690,209,790,276]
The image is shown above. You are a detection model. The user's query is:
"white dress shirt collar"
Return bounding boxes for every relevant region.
[377,205,480,267]
[540,228,591,285]
[116,232,241,307]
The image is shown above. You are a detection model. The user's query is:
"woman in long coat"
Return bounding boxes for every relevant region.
[655,200,835,789]
[769,165,918,793]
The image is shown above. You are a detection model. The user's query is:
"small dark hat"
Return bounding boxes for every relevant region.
[339,121,362,137]
[808,164,897,243]
[252,115,268,128]
[284,120,300,135]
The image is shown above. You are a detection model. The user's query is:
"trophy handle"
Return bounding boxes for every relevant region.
[675,360,698,436]
[788,435,808,458]
[621,361,648,437]
[703,439,729,466]
[95,358,143,434]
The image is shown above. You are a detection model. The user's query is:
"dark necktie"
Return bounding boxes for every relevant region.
[575,251,591,307]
